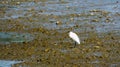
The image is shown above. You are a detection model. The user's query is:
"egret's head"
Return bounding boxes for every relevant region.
[67,31,72,35]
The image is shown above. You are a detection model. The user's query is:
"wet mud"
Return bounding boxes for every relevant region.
[0,0,120,67]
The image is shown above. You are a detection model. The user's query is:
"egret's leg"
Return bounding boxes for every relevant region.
[74,42,76,48]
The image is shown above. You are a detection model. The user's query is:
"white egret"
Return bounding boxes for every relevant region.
[69,31,80,47]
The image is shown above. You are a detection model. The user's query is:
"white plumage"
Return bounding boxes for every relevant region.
[69,31,80,44]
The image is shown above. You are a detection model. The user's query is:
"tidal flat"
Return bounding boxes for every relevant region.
[0,0,120,67]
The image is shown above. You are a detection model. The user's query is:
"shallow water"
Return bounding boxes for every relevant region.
[0,32,34,44]
[0,60,22,67]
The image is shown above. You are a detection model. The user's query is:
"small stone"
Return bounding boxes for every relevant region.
[105,18,110,23]
[45,48,50,52]
[90,12,94,15]
[16,2,20,5]
[70,18,74,21]
[91,19,99,22]
[56,21,62,25]
[97,42,101,45]
[90,9,98,12]
[54,43,58,45]
[94,46,100,49]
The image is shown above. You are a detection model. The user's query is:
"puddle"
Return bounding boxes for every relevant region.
[0,32,34,44]
[0,60,22,67]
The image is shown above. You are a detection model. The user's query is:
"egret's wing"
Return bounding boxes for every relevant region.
[72,33,80,44]
[69,32,80,44]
